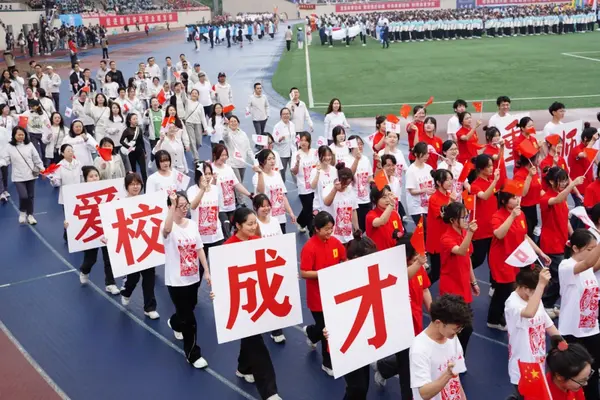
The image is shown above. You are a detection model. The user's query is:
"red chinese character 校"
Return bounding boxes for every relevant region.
[112,204,164,266]
[74,186,119,243]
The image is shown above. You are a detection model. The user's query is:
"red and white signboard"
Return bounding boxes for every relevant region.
[552,120,585,161]
[99,192,167,278]
[63,179,126,253]
[319,245,414,378]
[209,233,303,344]
[493,113,529,165]
[99,12,178,28]
[477,0,568,6]
[336,0,440,12]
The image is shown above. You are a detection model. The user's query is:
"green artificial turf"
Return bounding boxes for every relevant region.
[271,31,600,118]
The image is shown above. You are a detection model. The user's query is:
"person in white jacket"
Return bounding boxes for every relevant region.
[61,120,98,167]
[153,121,188,174]
[191,72,213,118]
[271,107,295,181]
[247,83,270,136]
[94,137,126,181]
[323,98,350,144]
[50,143,82,205]
[42,66,61,110]
[184,89,209,163]
[208,103,227,149]
[42,112,68,163]
[0,126,45,224]
[213,72,233,115]
[0,106,17,201]
[223,115,253,205]
[286,87,313,132]
[20,101,51,165]
[84,93,110,141]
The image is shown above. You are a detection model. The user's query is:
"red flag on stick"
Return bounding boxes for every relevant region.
[424,96,434,108]
[223,104,235,114]
[517,361,552,400]
[374,170,389,191]
[400,104,411,119]
[96,145,113,161]
[386,114,400,124]
[472,101,483,113]
[41,163,60,175]
[410,215,426,255]
[156,89,167,105]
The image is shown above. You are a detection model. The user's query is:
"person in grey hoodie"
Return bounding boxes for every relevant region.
[247,82,269,136]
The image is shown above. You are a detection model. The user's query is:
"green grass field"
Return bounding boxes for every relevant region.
[271,31,600,118]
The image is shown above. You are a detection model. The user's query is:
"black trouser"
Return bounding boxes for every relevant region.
[487,282,514,325]
[457,314,474,358]
[14,180,35,214]
[542,254,564,308]
[121,267,157,312]
[297,193,314,230]
[252,119,267,136]
[428,253,441,284]
[168,282,202,363]
[202,239,224,262]
[564,334,600,400]
[356,202,371,233]
[306,310,331,368]
[128,149,147,184]
[279,223,286,234]
[203,105,212,119]
[51,92,60,111]
[375,348,412,399]
[286,40,291,51]
[471,237,493,287]
[521,205,538,239]
[80,246,115,286]
[219,210,235,240]
[149,139,158,161]
[238,334,278,399]
[102,48,108,58]
[0,165,8,192]
[343,365,370,399]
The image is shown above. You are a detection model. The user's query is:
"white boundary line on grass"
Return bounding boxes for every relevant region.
[313,93,600,108]
[304,30,315,108]
[561,52,600,63]
[564,51,600,54]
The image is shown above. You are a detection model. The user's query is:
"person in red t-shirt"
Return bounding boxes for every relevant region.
[540,134,569,192]
[456,112,482,165]
[420,116,443,169]
[426,168,455,283]
[483,126,507,190]
[300,210,347,377]
[487,186,550,331]
[439,201,479,356]
[365,185,403,251]
[371,115,387,174]
[584,164,600,210]
[568,124,599,201]
[213,208,281,400]
[406,105,426,163]
[512,117,541,163]
[544,337,592,400]
[513,144,542,239]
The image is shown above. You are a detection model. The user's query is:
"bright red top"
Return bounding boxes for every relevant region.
[471,176,498,240]
[300,235,347,311]
[539,154,569,192]
[419,132,444,169]
[584,179,600,208]
[513,167,542,207]
[372,131,385,174]
[489,208,526,283]
[540,189,569,255]
[483,144,507,190]
[408,266,430,335]
[456,126,479,165]
[224,235,260,244]
[546,372,585,400]
[426,190,451,254]
[568,142,594,195]
[407,120,424,161]
[440,226,473,303]
[365,207,404,251]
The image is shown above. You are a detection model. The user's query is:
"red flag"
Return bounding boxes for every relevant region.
[173,71,181,79]
[400,104,411,119]
[472,101,483,113]
[41,163,60,175]
[96,145,113,161]
[223,104,235,114]
[81,85,90,93]
[517,361,551,400]
[162,116,175,128]
[525,126,536,135]
[466,141,485,155]
[458,161,474,183]
[584,148,599,163]
[18,115,28,128]
[462,190,474,211]
[410,216,426,255]
[424,96,434,108]
[156,89,167,105]
[211,84,216,91]
[503,179,524,197]
[374,170,389,190]
[386,114,400,124]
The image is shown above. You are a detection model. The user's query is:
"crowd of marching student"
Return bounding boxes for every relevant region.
[1,47,600,399]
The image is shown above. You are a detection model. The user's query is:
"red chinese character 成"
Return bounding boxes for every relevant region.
[334,264,397,354]
[112,204,164,266]
[226,248,292,329]
[74,186,119,243]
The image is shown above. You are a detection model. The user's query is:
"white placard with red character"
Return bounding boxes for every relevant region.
[209,233,303,344]
[319,245,414,378]
[493,113,529,165]
[552,120,585,160]
[63,179,127,253]
[99,192,168,278]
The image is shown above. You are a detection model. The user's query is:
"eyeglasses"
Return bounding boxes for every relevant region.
[570,369,595,387]
[176,203,189,210]
[444,323,464,334]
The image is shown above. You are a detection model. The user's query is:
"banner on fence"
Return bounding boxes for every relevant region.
[336,0,440,12]
[99,12,178,28]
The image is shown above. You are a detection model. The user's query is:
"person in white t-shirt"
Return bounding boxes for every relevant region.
[146,150,183,194]
[410,294,472,400]
[557,229,600,400]
[505,265,558,397]
[446,99,467,141]
[406,142,435,225]
[542,101,566,140]
[323,163,359,244]
[487,95,511,129]
[438,140,468,198]
[329,125,350,165]
[291,132,318,233]
[348,135,372,231]
[310,146,338,214]
[162,190,210,369]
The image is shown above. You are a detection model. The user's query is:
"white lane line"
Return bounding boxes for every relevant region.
[565,51,600,54]
[0,319,71,400]
[7,199,258,400]
[561,52,600,62]
[304,30,315,109]
[0,270,72,288]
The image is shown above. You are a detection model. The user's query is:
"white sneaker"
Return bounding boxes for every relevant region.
[18,212,26,224]
[3,191,10,198]
[533,226,541,237]
[121,295,130,306]
[266,395,283,400]
[303,326,317,350]
[489,287,495,297]
[236,370,255,383]
[105,285,120,295]
[270,333,286,343]
[79,272,89,284]
[147,160,153,169]
[191,357,208,369]
[374,371,386,387]
[145,311,160,320]
[545,307,558,319]
[26,214,37,225]
[0,192,6,202]
[321,365,334,377]
[168,319,184,340]
[486,323,507,331]
[296,224,307,233]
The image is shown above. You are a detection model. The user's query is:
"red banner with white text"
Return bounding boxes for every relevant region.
[99,12,178,28]
[477,0,568,5]
[336,1,440,12]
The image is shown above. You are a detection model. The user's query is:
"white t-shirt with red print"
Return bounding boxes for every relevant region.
[162,219,203,287]
[292,148,318,196]
[310,166,338,211]
[558,258,600,338]
[438,160,464,202]
[410,330,467,400]
[253,171,288,224]
[405,163,434,216]
[352,155,372,205]
[257,216,283,238]
[331,187,358,244]
[505,291,554,384]
[378,147,408,187]
[212,163,239,212]
[187,185,224,245]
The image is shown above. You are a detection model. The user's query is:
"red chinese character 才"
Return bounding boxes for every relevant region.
[74,187,119,243]
[226,248,291,329]
[112,204,164,266]
[334,264,397,354]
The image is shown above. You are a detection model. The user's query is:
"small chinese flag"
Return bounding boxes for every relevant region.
[18,115,28,128]
[162,116,175,128]
[503,179,524,197]
[223,104,235,114]
[96,145,113,161]
[211,84,216,91]
[472,101,483,113]
[517,139,539,159]
[458,161,474,183]
[41,163,60,175]
[173,71,181,79]
[374,170,389,191]
[81,85,90,93]
[386,114,400,124]
[156,89,167,105]
[462,190,474,211]
[517,361,551,400]
[123,103,130,113]
[584,148,599,163]
[424,96,434,108]
[410,216,426,255]
[400,104,411,119]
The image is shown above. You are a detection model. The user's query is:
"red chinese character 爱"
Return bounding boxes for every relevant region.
[112,204,164,266]
[334,264,397,354]
[226,248,292,329]
[74,186,119,243]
